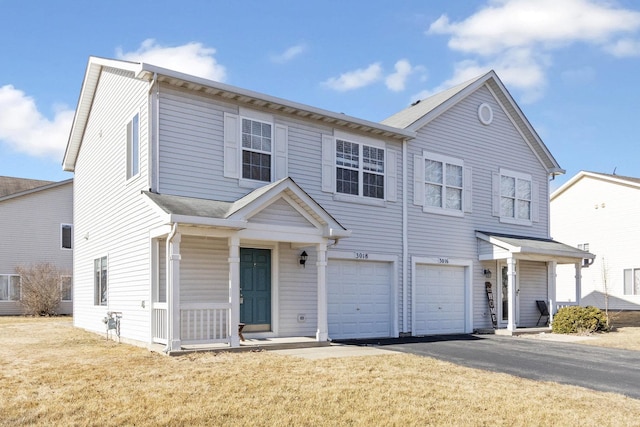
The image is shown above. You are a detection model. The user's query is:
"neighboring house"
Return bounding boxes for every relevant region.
[63,57,590,350]
[0,177,73,315]
[551,171,640,310]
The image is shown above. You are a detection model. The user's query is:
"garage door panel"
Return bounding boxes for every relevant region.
[415,264,466,335]
[328,260,393,339]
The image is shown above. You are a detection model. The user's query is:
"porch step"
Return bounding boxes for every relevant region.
[153,338,331,356]
[494,327,552,336]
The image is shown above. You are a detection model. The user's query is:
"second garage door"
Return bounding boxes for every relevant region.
[414,264,466,335]
[328,260,392,339]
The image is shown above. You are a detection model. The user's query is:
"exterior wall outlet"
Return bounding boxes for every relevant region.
[297,314,306,322]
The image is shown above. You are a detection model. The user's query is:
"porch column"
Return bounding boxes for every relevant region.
[547,261,557,319]
[228,236,241,347]
[507,257,517,332]
[574,262,582,305]
[316,243,328,341]
[167,230,182,351]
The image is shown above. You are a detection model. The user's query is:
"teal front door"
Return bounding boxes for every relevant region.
[240,248,271,332]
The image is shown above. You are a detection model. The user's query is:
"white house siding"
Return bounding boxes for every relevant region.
[156,84,406,336]
[0,182,73,315]
[517,261,549,327]
[250,198,315,227]
[73,67,165,343]
[179,236,229,303]
[407,86,551,332]
[551,176,640,310]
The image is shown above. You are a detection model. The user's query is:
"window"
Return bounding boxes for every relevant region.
[94,257,108,306]
[0,275,20,301]
[241,118,272,182]
[498,169,533,224]
[577,243,590,251]
[127,113,139,179]
[624,269,640,295]
[61,224,72,249]
[415,151,469,216]
[61,276,72,301]
[336,139,384,199]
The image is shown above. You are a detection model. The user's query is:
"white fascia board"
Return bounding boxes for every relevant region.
[169,214,247,229]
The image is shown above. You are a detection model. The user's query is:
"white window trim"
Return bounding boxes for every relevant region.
[0,274,21,302]
[94,256,108,306]
[499,168,532,226]
[61,223,73,250]
[126,112,140,181]
[334,132,386,202]
[623,268,640,296]
[420,151,466,218]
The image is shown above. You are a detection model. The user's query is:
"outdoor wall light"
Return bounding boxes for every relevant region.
[299,251,308,268]
[483,269,492,278]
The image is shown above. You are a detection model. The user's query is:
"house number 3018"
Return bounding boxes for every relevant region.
[439,258,449,264]
[355,252,369,259]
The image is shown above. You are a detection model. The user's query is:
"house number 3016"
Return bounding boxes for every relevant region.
[354,252,369,259]
[439,258,449,264]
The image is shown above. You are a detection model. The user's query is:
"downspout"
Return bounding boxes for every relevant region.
[163,222,178,353]
[402,140,408,334]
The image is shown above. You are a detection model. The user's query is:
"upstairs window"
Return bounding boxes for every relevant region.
[61,224,72,250]
[0,275,20,301]
[61,276,72,301]
[94,256,108,306]
[415,151,470,217]
[126,113,139,179]
[241,118,272,182]
[336,139,385,199]
[624,268,640,295]
[494,169,537,225]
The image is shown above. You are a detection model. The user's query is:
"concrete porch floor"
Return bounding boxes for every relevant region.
[151,336,330,356]
[476,326,552,336]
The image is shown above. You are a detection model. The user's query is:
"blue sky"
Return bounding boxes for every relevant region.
[1,0,640,190]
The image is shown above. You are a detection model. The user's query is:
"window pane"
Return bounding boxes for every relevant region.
[0,276,7,300]
[425,183,442,208]
[10,276,20,301]
[425,160,443,184]
[242,119,271,153]
[336,168,359,195]
[242,151,271,182]
[132,114,139,176]
[446,164,463,188]
[61,276,72,301]
[336,140,359,169]
[635,269,640,295]
[624,269,632,295]
[501,176,515,197]
[517,200,531,220]
[517,179,531,200]
[101,257,108,305]
[363,146,384,173]
[62,225,72,249]
[501,196,515,218]
[363,172,384,199]
[446,187,462,210]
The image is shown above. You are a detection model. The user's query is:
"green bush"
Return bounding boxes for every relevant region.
[552,306,609,334]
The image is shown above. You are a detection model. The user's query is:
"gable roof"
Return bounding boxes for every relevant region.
[142,177,350,239]
[0,176,54,198]
[0,177,72,202]
[63,56,415,172]
[551,171,640,201]
[382,70,564,176]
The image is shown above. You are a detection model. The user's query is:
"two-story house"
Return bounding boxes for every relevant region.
[551,171,640,310]
[63,57,590,351]
[0,176,73,315]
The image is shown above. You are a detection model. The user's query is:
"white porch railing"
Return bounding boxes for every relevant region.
[152,303,168,344]
[555,301,579,311]
[180,303,231,345]
[152,302,231,346]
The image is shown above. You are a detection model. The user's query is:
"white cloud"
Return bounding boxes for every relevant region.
[116,39,227,81]
[0,85,73,159]
[426,0,640,101]
[323,63,383,91]
[270,43,307,63]
[385,59,416,92]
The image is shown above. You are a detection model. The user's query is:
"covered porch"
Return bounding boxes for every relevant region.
[476,231,595,332]
[144,178,350,352]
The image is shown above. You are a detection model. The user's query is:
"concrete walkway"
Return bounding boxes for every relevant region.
[272,343,398,360]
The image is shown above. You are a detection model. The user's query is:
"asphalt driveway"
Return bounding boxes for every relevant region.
[339,334,640,399]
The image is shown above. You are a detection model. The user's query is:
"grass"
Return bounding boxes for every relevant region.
[2,318,640,426]
[579,310,640,351]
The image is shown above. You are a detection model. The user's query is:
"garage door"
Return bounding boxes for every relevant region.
[414,264,466,335]
[328,260,392,339]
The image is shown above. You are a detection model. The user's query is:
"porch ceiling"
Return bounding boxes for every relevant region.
[476,231,595,264]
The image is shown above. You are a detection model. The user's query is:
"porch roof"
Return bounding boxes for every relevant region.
[475,231,595,264]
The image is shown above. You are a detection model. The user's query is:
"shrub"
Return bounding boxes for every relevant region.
[15,263,69,316]
[552,306,609,334]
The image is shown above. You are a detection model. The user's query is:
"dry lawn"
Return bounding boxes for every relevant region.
[2,318,640,426]
[580,310,640,351]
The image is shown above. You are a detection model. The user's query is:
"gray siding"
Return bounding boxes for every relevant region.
[0,181,73,315]
[518,261,549,327]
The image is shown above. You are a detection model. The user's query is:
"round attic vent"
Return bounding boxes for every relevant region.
[478,103,493,125]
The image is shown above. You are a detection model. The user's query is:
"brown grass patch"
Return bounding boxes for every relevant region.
[2,317,640,426]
